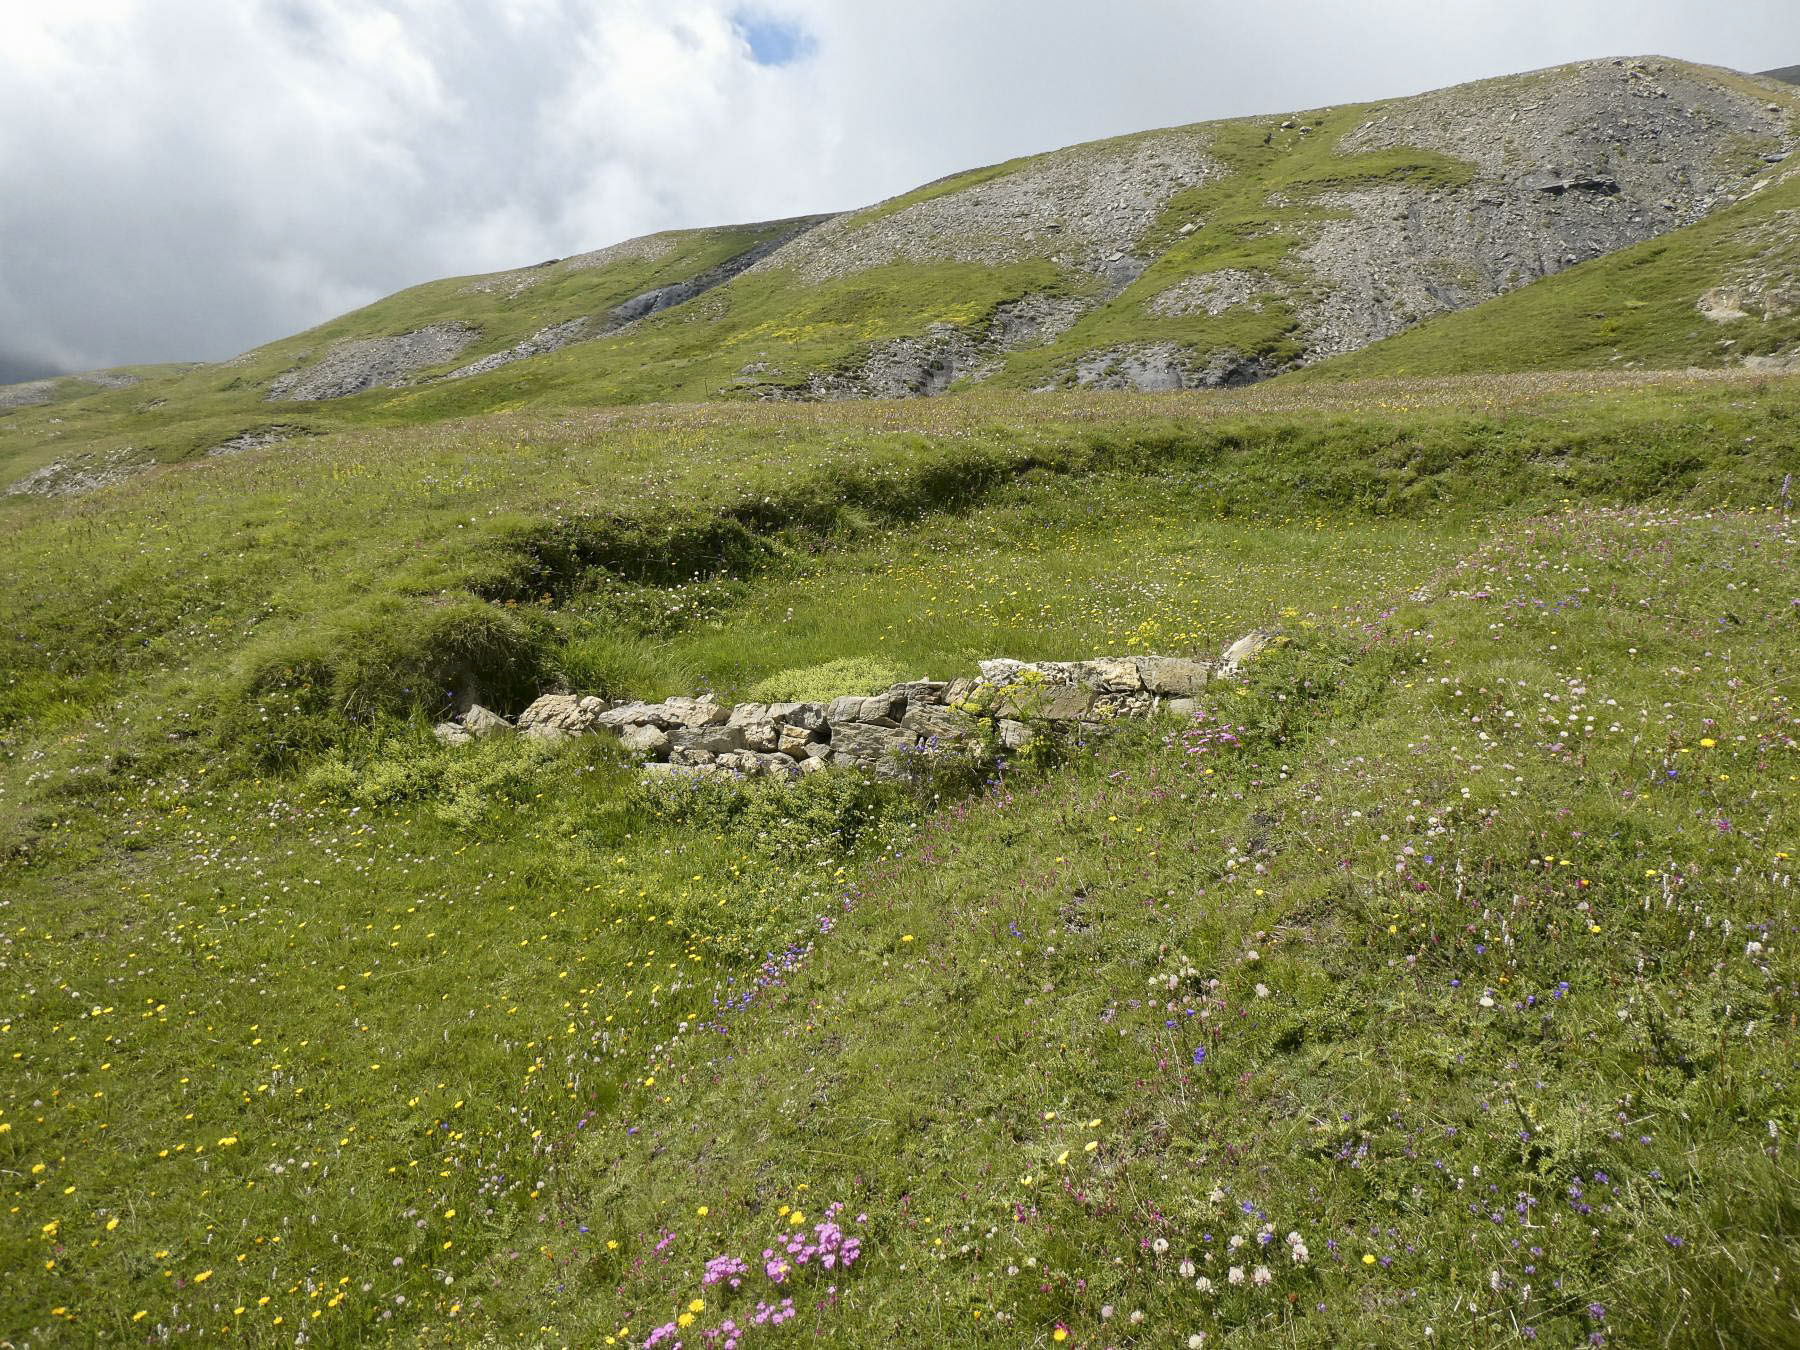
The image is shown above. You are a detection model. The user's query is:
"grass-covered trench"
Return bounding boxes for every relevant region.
[0,373,1797,1346]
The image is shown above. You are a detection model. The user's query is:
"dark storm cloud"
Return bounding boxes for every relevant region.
[2,0,1795,374]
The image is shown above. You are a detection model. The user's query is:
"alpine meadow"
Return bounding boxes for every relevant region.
[3,45,1800,1350]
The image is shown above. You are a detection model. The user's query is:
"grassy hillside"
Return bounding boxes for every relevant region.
[1304,165,1800,379]
[1,370,1797,1344]
[6,57,1797,498]
[0,219,812,487]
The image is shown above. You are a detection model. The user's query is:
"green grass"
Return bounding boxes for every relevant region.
[472,504,1800,1346]
[2,371,1799,1345]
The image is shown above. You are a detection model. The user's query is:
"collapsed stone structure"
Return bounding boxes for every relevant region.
[433,632,1272,782]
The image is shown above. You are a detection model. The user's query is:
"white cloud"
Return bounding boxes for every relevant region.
[0,0,1795,371]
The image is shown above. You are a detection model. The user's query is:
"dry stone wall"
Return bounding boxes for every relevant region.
[433,633,1272,782]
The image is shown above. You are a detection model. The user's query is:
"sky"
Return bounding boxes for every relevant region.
[2,0,1797,380]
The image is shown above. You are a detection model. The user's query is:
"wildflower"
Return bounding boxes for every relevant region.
[1052,1327,1068,1342]
[1179,1258,1196,1278]
[1253,1265,1273,1286]
[1152,1237,1170,1255]
[1228,1266,1246,1285]
[1196,1276,1215,1294]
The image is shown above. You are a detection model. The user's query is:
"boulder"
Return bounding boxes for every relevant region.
[517,693,597,738]
[826,692,906,727]
[943,677,979,708]
[668,725,745,758]
[798,755,830,776]
[901,704,966,741]
[433,721,473,747]
[618,723,670,761]
[1164,697,1201,720]
[596,701,663,729]
[997,719,1036,750]
[660,696,730,728]
[739,719,781,753]
[462,704,514,738]
[1070,658,1142,693]
[829,722,913,767]
[768,701,828,732]
[1136,656,1211,696]
[777,723,820,756]
[999,684,1094,722]
[727,702,771,728]
[890,680,949,705]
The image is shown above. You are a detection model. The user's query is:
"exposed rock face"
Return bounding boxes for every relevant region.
[0,379,59,410]
[207,426,299,457]
[437,216,835,384]
[432,639,1272,783]
[268,323,478,402]
[1290,58,1798,362]
[444,318,592,381]
[759,130,1223,285]
[1148,270,1278,318]
[1064,343,1275,392]
[3,447,151,498]
[743,56,1797,395]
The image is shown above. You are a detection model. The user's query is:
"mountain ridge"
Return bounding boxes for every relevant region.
[3,54,1798,496]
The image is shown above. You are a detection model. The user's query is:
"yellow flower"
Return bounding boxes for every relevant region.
[105,1217,119,1232]
[1363,1253,1376,1265]
[789,1211,805,1225]
[677,1313,696,1329]
[194,1269,213,1283]
[688,1298,705,1313]
[1699,738,1716,748]
[696,1206,708,1217]
[1053,1330,1069,1342]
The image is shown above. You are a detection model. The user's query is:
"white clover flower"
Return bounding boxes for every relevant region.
[1254,983,1270,999]
[1189,1336,1208,1349]
[1252,1265,1273,1287]
[1195,1276,1215,1294]
[1179,1259,1196,1279]
[1290,1242,1309,1265]
[1228,1265,1246,1286]
[1152,1237,1170,1256]
[1129,1310,1145,1326]
[1099,1305,1114,1321]
[1228,1234,1245,1250]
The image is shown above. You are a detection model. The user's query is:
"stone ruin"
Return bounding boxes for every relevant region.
[434,632,1273,782]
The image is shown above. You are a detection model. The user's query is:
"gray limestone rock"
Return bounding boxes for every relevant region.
[618,723,670,761]
[1136,657,1212,696]
[462,705,513,738]
[516,694,596,739]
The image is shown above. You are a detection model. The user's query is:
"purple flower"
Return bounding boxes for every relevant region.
[1192,1046,1208,1065]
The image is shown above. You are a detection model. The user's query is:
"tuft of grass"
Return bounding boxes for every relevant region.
[748,656,903,704]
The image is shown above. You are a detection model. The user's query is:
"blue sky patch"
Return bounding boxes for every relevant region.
[733,11,816,67]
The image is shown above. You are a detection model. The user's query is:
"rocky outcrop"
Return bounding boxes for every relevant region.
[440,216,837,384]
[431,637,1268,782]
[268,323,478,402]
